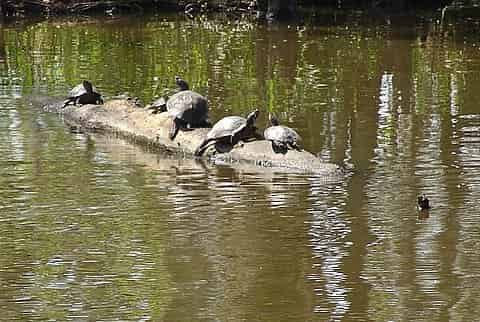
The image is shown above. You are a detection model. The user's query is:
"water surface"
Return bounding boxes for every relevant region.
[1,11,480,321]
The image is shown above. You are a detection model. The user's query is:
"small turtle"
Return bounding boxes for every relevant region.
[264,113,302,154]
[194,109,260,157]
[147,76,190,114]
[417,195,431,211]
[150,76,210,140]
[148,96,168,114]
[63,80,103,108]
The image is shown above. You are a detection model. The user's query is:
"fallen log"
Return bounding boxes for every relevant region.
[42,99,345,176]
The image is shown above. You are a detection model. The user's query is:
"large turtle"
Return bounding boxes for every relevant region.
[194,109,260,157]
[149,76,209,140]
[264,113,302,153]
[63,80,103,108]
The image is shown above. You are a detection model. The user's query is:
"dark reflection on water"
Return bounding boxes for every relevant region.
[1,10,480,321]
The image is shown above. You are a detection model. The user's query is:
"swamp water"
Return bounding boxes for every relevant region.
[0,11,480,321]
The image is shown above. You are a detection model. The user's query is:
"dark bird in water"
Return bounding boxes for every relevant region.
[417,195,431,211]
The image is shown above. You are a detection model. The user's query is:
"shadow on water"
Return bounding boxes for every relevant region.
[1,8,480,321]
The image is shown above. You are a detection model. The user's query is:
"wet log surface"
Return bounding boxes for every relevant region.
[42,99,345,176]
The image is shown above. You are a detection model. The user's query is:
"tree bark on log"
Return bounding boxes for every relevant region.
[42,99,344,176]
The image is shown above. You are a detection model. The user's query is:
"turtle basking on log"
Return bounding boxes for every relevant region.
[63,80,103,108]
[264,113,302,154]
[149,76,210,140]
[36,97,345,175]
[194,109,261,157]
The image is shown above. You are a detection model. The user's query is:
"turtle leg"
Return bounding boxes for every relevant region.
[230,126,244,145]
[158,103,167,113]
[230,132,238,145]
[169,118,181,140]
[148,105,158,114]
[289,141,302,151]
[62,98,73,108]
[194,138,215,156]
[183,123,195,132]
[272,140,288,154]
[96,93,104,105]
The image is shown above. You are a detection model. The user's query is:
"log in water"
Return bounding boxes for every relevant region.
[43,99,344,176]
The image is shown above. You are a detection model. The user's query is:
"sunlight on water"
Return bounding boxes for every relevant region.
[1,9,480,321]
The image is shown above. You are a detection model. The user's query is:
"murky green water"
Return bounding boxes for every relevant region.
[1,10,480,321]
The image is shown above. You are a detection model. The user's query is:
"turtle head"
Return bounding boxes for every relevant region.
[269,113,280,126]
[157,97,168,112]
[246,109,259,126]
[175,76,189,91]
[83,80,93,93]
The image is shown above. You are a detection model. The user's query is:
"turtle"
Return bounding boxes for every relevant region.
[63,80,103,108]
[417,195,431,211]
[148,96,168,114]
[147,76,190,113]
[194,109,260,157]
[150,76,210,140]
[263,113,302,154]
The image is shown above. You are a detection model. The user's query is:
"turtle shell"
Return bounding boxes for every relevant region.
[206,116,247,140]
[149,97,167,113]
[67,83,98,99]
[151,97,167,107]
[264,125,301,146]
[166,90,208,125]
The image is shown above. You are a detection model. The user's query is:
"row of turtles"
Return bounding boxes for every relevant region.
[63,77,302,156]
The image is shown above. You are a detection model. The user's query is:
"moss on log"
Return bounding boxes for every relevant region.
[43,99,345,176]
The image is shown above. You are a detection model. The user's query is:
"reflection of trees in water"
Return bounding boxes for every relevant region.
[2,13,480,319]
[0,26,5,63]
[289,14,479,319]
[256,23,298,113]
[347,18,478,320]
